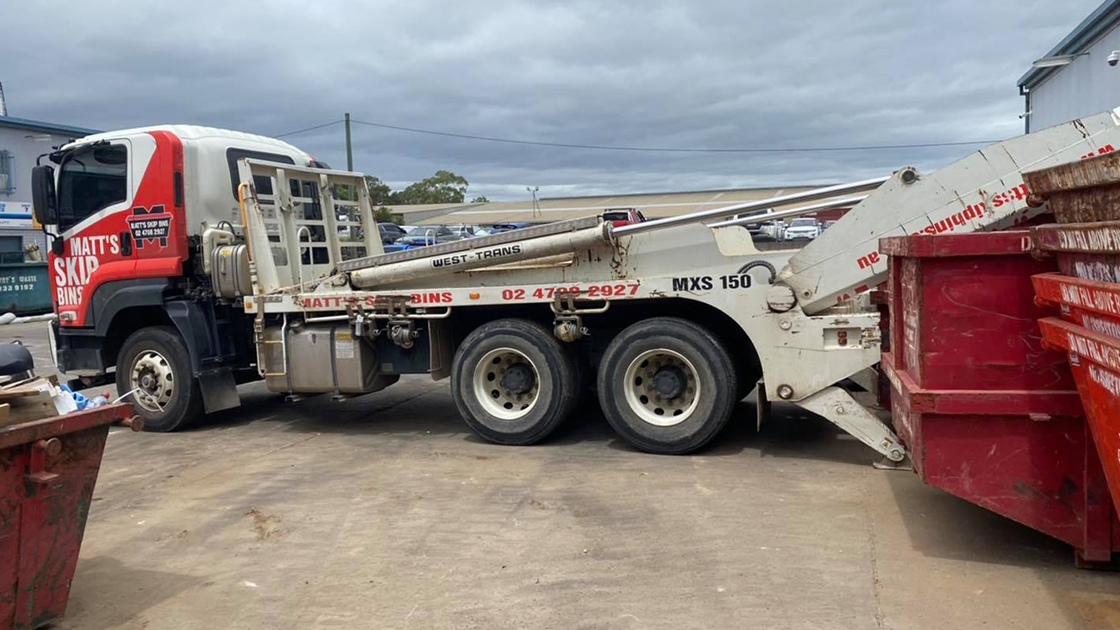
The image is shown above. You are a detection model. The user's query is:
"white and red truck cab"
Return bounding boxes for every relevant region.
[32,127,325,429]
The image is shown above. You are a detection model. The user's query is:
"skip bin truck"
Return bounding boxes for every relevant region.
[29,111,1120,455]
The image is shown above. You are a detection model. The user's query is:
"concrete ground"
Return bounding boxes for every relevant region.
[3,321,1118,629]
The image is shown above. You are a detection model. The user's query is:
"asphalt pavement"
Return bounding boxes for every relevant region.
[1,320,1117,629]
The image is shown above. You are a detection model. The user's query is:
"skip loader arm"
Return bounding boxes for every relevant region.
[780,108,1120,314]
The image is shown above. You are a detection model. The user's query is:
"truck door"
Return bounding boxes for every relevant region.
[127,131,185,275]
[52,139,134,325]
[51,131,186,327]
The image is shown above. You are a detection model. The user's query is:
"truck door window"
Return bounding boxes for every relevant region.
[57,143,128,232]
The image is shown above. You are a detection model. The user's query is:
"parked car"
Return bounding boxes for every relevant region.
[378,223,407,244]
[746,219,786,242]
[785,217,823,240]
[395,225,459,246]
[447,224,479,239]
[601,208,648,227]
[488,222,532,234]
[822,220,838,231]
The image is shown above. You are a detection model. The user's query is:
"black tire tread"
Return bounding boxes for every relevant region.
[597,317,736,454]
[115,325,203,432]
[451,318,578,445]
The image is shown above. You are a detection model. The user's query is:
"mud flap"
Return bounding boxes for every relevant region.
[198,368,240,413]
[756,380,770,432]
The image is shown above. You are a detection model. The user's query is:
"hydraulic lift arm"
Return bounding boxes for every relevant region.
[779,108,1120,315]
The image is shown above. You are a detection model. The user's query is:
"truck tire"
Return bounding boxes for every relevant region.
[116,326,203,432]
[597,317,736,454]
[451,318,578,445]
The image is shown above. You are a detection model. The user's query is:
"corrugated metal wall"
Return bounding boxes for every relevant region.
[1029,25,1120,131]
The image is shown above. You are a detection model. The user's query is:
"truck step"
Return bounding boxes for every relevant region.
[335,216,603,273]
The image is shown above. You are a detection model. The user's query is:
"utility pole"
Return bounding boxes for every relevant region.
[344,112,353,171]
[527,186,540,217]
[0,82,8,117]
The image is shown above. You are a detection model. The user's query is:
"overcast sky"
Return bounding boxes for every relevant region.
[0,0,1103,200]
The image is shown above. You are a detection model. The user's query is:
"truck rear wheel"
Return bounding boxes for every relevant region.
[597,317,736,454]
[116,326,203,432]
[451,318,578,445]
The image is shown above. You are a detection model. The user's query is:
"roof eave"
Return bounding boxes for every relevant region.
[1018,0,1120,90]
[0,115,100,137]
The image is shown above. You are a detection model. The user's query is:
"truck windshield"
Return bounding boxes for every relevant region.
[57,143,128,232]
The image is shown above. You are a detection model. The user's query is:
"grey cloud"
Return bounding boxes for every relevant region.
[0,0,1099,200]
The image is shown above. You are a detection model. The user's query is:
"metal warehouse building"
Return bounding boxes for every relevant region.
[0,115,98,261]
[1019,0,1120,132]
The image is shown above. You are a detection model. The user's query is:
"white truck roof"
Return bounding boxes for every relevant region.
[62,124,310,157]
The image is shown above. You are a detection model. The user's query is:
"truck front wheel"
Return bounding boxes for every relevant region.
[116,326,203,432]
[451,318,578,445]
[598,317,736,454]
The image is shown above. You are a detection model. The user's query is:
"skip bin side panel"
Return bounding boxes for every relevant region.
[0,446,23,628]
[919,412,1100,550]
[916,255,1071,391]
[0,263,51,316]
[14,424,111,630]
[1038,317,1120,521]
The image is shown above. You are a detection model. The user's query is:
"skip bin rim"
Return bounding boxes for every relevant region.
[0,403,132,450]
[880,230,1033,258]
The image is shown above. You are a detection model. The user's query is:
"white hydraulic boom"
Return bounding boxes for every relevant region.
[780,108,1120,314]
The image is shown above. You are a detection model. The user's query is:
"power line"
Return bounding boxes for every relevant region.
[274,119,344,138]
[349,118,1000,153]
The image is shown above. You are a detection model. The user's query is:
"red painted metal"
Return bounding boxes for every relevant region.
[880,231,1074,392]
[1038,318,1120,520]
[0,403,133,630]
[880,231,1120,562]
[879,230,1034,258]
[1033,272,1120,337]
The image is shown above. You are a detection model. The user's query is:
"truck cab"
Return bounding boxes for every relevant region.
[31,126,324,430]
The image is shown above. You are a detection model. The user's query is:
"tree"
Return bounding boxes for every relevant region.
[391,170,469,204]
[373,207,396,224]
[364,175,393,206]
[471,195,489,203]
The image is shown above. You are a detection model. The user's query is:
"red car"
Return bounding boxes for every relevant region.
[601,208,648,227]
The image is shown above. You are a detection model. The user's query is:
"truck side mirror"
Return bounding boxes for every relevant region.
[31,165,59,226]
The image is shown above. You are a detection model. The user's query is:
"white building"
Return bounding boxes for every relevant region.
[0,115,98,261]
[1019,0,1120,132]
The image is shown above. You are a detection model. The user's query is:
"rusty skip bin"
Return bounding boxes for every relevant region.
[0,404,139,630]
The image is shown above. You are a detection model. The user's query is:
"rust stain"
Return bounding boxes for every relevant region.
[609,240,630,278]
[157,529,190,543]
[245,508,283,541]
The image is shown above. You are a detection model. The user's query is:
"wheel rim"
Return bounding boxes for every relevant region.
[130,350,175,413]
[473,348,540,420]
[623,349,700,427]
